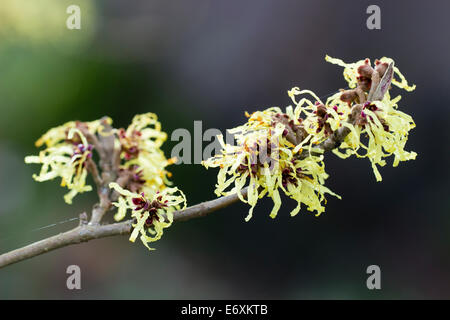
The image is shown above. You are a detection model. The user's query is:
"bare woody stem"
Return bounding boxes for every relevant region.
[2,75,383,270]
[0,106,359,269]
[0,188,248,269]
[85,118,118,226]
[298,111,359,159]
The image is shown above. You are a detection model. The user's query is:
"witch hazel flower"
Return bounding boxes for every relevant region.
[202,103,340,221]
[281,156,340,217]
[325,55,417,181]
[115,113,176,194]
[25,120,105,204]
[109,182,186,250]
[287,88,351,151]
[108,112,187,249]
[25,113,187,251]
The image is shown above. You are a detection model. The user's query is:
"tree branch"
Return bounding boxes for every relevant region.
[0,188,248,269]
[4,63,395,270]
[1,98,362,269]
[0,103,357,269]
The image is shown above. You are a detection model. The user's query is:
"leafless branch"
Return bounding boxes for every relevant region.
[0,103,358,269]
[0,188,248,269]
[4,70,387,270]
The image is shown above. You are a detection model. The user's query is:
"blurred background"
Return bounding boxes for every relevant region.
[0,0,449,299]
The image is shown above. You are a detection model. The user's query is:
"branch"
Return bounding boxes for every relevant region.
[0,188,248,269]
[86,118,118,226]
[0,102,357,269]
[298,103,363,159]
[5,61,396,270]
[2,97,363,269]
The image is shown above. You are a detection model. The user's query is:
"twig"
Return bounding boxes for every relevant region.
[87,118,118,225]
[298,111,358,159]
[0,188,248,269]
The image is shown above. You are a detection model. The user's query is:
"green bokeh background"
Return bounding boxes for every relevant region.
[0,0,449,299]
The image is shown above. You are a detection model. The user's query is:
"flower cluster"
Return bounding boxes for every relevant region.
[203,55,416,220]
[25,113,185,249]
[115,113,176,196]
[202,104,340,221]
[25,119,110,204]
[110,113,185,249]
[325,56,417,181]
[109,182,186,250]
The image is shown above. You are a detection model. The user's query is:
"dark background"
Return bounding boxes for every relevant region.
[0,0,449,299]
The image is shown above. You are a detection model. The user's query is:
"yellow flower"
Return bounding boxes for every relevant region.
[288,87,351,150]
[202,104,339,221]
[340,99,416,181]
[110,113,187,249]
[26,113,187,251]
[109,182,186,250]
[281,155,340,217]
[116,113,173,193]
[35,118,112,148]
[325,55,416,92]
[325,55,417,181]
[25,124,100,204]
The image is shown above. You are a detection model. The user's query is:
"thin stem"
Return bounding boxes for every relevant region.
[0,188,248,269]
[86,117,118,225]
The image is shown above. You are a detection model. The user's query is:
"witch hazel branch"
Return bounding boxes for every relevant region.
[0,55,417,268]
